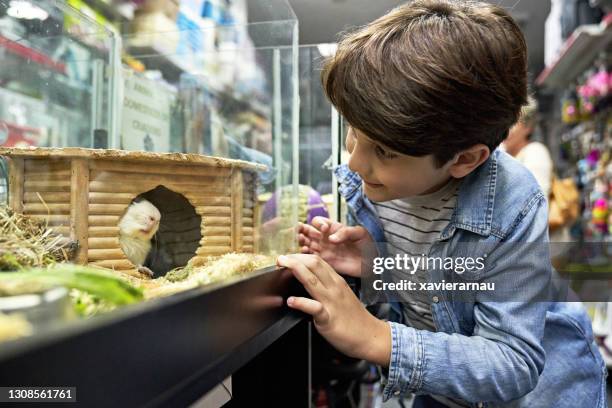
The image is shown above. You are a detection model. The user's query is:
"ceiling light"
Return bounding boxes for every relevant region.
[317,43,338,57]
[7,1,49,21]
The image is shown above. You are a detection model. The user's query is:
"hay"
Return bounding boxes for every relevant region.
[0,206,77,271]
[0,207,276,305]
[143,253,276,299]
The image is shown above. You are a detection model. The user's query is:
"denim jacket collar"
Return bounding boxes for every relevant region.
[334,150,499,239]
[444,149,498,239]
[335,164,363,200]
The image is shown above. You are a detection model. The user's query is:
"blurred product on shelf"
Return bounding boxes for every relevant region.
[593,197,609,233]
[122,52,145,71]
[138,0,179,19]
[549,175,580,231]
[65,0,118,50]
[545,0,605,66]
[202,0,224,23]
[562,54,612,124]
[560,0,604,39]
[0,122,42,147]
[130,6,180,53]
[546,0,564,67]
[554,120,611,245]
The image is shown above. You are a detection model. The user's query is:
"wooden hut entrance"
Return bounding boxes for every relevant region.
[134,185,202,276]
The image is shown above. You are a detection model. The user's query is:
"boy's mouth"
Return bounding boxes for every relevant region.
[363,180,384,189]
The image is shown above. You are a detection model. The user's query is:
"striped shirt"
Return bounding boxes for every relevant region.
[374,178,460,330]
[374,178,469,408]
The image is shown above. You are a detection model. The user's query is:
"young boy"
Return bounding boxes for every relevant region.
[276,1,607,407]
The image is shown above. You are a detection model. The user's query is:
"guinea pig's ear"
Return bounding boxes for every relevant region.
[132,196,145,204]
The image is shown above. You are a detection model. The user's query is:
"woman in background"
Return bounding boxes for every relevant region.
[503,97,571,263]
[503,96,554,197]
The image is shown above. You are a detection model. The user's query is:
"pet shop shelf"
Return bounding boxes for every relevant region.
[0,0,120,148]
[537,13,612,89]
[0,35,67,74]
[82,0,135,22]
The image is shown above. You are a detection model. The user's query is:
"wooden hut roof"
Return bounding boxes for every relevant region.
[0,147,267,172]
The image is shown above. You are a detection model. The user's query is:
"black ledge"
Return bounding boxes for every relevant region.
[0,266,305,407]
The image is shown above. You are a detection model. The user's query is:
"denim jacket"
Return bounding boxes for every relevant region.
[335,149,607,408]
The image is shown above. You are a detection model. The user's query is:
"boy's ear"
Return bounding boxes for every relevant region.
[447,144,490,178]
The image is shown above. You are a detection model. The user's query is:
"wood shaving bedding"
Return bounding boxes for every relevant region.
[117,253,276,299]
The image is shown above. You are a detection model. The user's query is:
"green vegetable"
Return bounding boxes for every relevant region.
[70,289,116,317]
[164,266,191,282]
[0,265,143,306]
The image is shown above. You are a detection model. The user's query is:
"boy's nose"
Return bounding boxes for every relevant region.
[347,143,370,177]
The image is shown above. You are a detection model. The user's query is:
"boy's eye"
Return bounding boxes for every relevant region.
[375,145,397,159]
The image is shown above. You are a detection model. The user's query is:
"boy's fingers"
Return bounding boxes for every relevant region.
[277,255,326,294]
[328,228,348,243]
[329,226,365,243]
[287,296,328,323]
[288,254,335,287]
[298,233,310,246]
[298,235,322,254]
[300,246,320,255]
[302,224,323,240]
[311,217,331,233]
[311,216,330,226]
[309,241,321,252]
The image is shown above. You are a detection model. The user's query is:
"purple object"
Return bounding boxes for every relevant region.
[306,188,330,224]
[262,185,329,224]
[586,149,600,167]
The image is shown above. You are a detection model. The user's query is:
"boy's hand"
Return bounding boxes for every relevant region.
[298,217,373,278]
[277,254,391,367]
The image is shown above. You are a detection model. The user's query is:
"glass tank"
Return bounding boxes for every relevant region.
[116,0,299,258]
[297,44,336,224]
[0,0,299,340]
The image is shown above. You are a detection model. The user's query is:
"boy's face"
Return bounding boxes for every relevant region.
[345,127,454,202]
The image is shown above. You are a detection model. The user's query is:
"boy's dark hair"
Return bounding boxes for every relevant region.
[322,0,528,166]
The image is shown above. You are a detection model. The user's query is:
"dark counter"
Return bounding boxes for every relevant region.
[0,266,306,407]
